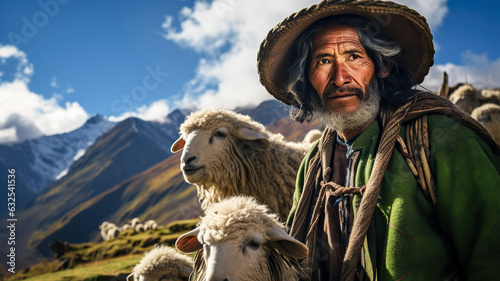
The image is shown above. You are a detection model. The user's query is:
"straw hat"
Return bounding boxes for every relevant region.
[257,0,434,105]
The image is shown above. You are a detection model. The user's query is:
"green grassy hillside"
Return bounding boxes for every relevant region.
[6,219,199,281]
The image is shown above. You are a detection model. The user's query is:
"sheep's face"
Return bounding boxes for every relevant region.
[200,230,270,281]
[171,126,271,185]
[176,196,309,281]
[177,226,308,281]
[177,127,230,184]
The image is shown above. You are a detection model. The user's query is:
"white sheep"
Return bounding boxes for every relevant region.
[129,218,141,229]
[135,223,145,233]
[480,89,500,105]
[471,103,500,144]
[99,221,120,241]
[171,109,310,221]
[99,221,111,240]
[105,226,121,240]
[144,220,158,231]
[122,223,133,231]
[448,84,481,115]
[127,245,193,281]
[176,196,308,281]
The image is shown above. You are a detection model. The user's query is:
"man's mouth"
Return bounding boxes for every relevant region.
[327,92,359,99]
[323,87,363,103]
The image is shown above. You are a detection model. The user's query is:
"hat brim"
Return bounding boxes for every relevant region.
[257,0,434,105]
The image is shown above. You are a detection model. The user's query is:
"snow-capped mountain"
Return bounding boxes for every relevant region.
[0,115,116,208]
[29,115,117,187]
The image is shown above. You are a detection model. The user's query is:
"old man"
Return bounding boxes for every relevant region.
[257,0,500,280]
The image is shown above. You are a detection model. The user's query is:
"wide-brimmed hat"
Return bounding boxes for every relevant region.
[257,0,434,105]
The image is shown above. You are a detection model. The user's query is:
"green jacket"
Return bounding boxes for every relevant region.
[288,114,500,280]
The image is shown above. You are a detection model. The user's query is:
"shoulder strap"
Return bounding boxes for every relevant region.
[395,115,438,212]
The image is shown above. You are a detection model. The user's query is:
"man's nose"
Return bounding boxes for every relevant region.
[329,62,351,88]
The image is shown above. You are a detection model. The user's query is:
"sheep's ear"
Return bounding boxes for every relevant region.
[267,225,308,259]
[235,127,271,151]
[176,228,202,253]
[171,137,186,153]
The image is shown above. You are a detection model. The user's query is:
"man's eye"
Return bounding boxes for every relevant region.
[319,58,330,65]
[348,54,361,60]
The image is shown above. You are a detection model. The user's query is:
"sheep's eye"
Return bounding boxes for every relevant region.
[243,240,261,254]
[213,131,227,138]
[247,240,261,249]
[209,128,228,143]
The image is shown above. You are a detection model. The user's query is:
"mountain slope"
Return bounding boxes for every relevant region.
[236,100,290,125]
[0,115,115,208]
[32,153,199,256]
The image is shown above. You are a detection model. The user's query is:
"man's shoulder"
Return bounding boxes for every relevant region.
[426,113,497,155]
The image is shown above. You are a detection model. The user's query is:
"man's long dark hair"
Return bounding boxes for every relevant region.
[286,15,415,122]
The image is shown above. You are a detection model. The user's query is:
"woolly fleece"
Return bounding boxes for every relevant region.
[175,108,310,220]
[129,245,193,281]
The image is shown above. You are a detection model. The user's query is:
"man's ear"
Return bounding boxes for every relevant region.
[378,61,393,78]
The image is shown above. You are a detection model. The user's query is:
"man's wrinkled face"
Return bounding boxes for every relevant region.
[308,24,376,114]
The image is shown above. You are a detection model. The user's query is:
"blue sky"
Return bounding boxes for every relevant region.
[0,0,499,143]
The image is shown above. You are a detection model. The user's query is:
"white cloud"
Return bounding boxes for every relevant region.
[163,0,452,111]
[163,0,318,110]
[108,99,170,123]
[423,51,500,91]
[398,0,448,29]
[0,45,22,58]
[0,44,88,143]
[0,44,33,82]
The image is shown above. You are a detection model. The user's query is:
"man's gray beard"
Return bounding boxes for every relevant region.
[314,79,380,134]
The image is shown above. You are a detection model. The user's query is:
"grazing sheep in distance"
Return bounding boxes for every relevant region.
[471,103,500,144]
[99,221,112,240]
[127,245,193,281]
[122,223,132,231]
[144,220,158,231]
[106,227,121,240]
[99,219,158,241]
[171,108,311,220]
[135,223,145,233]
[176,196,308,281]
[99,221,121,241]
[129,218,141,229]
